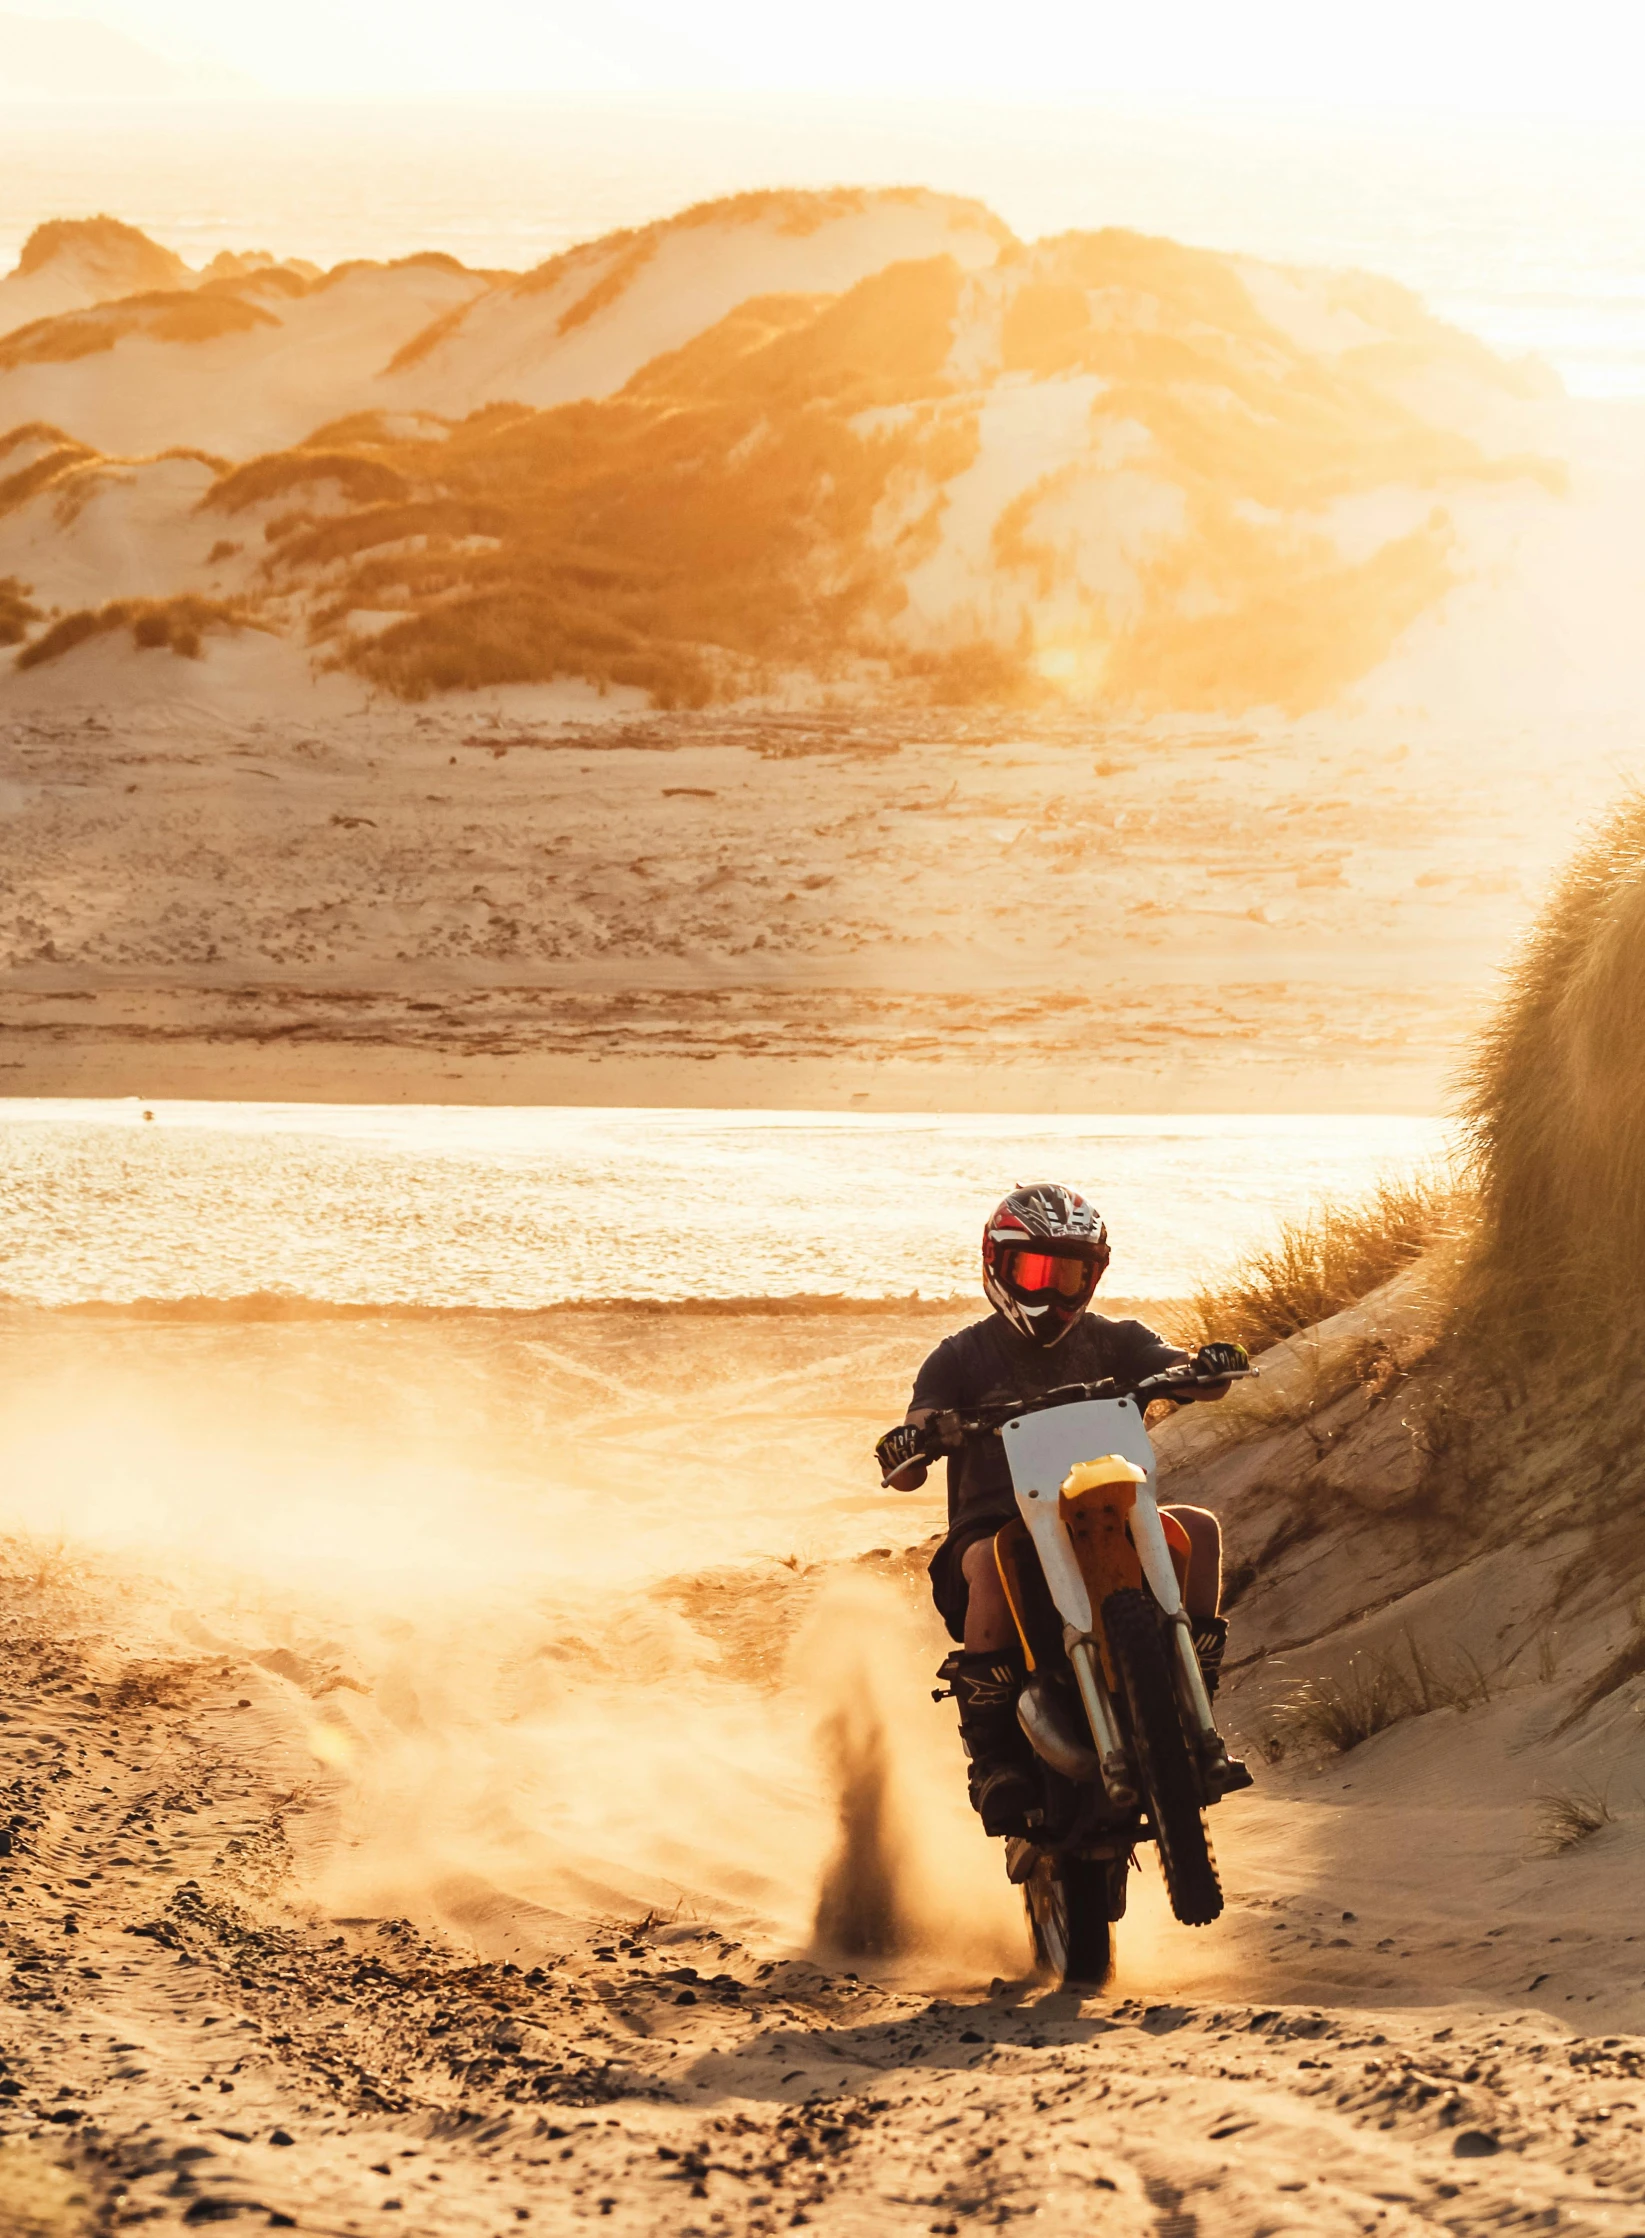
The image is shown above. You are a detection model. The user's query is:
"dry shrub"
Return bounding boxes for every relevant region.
[1192,1168,1459,1351]
[15,594,254,669]
[1461,790,1645,1357]
[0,576,40,647]
[1266,1629,1492,1757]
[1534,1784,1616,1854]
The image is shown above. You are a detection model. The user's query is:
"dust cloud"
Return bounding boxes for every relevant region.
[800,1574,1020,1974]
[0,1305,1020,1981]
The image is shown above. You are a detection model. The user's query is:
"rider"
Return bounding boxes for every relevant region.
[875,1183,1248,1836]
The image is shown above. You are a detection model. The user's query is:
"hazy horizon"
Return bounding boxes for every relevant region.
[8,0,1645,111]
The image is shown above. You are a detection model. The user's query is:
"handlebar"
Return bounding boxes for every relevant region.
[915,1364,1256,1460]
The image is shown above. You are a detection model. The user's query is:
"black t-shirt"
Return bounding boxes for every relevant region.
[909,1310,1187,1534]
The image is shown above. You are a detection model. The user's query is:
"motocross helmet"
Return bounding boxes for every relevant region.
[982,1183,1111,1348]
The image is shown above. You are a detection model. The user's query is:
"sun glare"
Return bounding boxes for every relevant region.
[50,0,1645,112]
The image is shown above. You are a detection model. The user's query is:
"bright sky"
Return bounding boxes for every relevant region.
[23,0,1645,110]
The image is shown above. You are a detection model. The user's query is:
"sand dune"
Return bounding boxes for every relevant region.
[380,187,1011,418]
[0,259,487,458]
[0,217,191,339]
[0,191,1580,719]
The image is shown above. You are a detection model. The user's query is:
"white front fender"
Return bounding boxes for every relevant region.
[1001,1395,1165,1634]
[1124,1481,1185,1619]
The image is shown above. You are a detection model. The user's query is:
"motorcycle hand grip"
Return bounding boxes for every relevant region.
[875,1422,933,1480]
[1193,1340,1250,1379]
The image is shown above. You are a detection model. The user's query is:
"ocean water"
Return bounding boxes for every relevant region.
[4,94,1645,396]
[0,1099,1448,1307]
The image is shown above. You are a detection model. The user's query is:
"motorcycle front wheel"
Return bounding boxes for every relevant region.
[1103,1586,1224,1927]
[1023,1854,1116,1988]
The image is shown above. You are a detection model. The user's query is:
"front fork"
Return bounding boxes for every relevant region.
[1063,1627,1138,1811]
[1065,1618,1234,1808]
[1168,1610,1238,1797]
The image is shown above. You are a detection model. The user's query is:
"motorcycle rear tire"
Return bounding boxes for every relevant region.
[1103,1587,1224,1927]
[1023,1855,1114,1988]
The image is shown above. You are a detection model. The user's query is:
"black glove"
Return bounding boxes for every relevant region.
[875,1422,930,1481]
[1193,1341,1249,1380]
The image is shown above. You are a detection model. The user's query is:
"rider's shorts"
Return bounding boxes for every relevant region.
[928,1514,1015,1643]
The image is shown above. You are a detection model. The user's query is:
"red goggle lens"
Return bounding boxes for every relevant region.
[1008,1250,1095,1298]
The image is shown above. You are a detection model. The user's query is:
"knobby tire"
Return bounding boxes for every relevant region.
[1103,1586,1223,1927]
[1023,1855,1114,1987]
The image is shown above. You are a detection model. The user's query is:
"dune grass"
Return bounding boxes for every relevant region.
[1191,1167,1460,1352]
[1555,1600,1645,1732]
[1460,789,1645,1357]
[1266,1653,1415,1756]
[0,428,99,520]
[208,448,412,515]
[1534,1784,1616,1854]
[1266,1629,1493,1759]
[0,577,40,648]
[15,594,253,669]
[233,258,979,708]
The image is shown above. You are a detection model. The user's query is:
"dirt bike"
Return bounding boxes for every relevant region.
[905,1365,1254,1988]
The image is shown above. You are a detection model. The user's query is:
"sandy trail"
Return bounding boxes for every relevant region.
[3,1570,1642,2238]
[3,1304,1645,2231]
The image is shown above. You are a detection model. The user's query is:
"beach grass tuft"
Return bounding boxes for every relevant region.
[1460,787,1645,1357]
[0,575,40,647]
[1191,1167,1459,1352]
[16,593,255,669]
[1266,1630,1495,1758]
[1534,1783,1616,1854]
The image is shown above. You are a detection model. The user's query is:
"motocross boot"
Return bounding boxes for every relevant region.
[1193,1616,1255,1793]
[941,1650,1038,1836]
